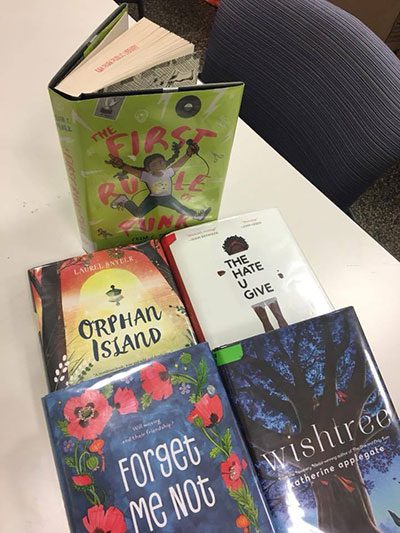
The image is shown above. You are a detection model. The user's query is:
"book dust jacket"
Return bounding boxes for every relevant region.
[218,308,400,532]
[29,242,194,391]
[162,209,332,350]
[49,6,243,251]
[43,344,274,532]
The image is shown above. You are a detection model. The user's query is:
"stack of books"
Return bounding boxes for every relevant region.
[27,5,400,532]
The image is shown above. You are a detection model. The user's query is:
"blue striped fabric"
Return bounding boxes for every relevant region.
[201,0,400,209]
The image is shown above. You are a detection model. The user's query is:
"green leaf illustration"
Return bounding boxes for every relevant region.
[193,416,204,429]
[221,428,232,455]
[86,455,99,471]
[171,375,193,385]
[229,486,259,528]
[209,446,222,459]
[65,456,75,468]
[57,420,69,436]
[101,384,113,399]
[196,359,207,395]
[141,393,152,409]
[229,486,247,510]
[180,352,192,365]
[189,393,198,404]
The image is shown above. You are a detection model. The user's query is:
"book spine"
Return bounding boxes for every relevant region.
[27,269,48,388]
[161,233,204,343]
[49,89,94,252]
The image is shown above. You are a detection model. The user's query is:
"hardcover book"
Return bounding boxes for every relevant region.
[49,4,243,251]
[42,343,275,532]
[161,209,332,350]
[28,241,195,391]
[217,308,400,532]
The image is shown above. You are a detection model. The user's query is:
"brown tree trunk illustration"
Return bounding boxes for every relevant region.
[125,241,178,292]
[29,262,67,389]
[313,461,379,532]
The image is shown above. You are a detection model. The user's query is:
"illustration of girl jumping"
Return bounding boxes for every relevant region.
[106,141,211,221]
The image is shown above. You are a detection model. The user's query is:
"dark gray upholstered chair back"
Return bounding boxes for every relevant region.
[201,0,400,209]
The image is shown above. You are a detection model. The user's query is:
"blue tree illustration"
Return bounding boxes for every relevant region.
[222,309,400,532]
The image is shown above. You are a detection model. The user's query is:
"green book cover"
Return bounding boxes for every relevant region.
[49,5,244,251]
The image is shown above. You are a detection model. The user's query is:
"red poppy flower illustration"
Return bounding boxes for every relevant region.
[220,453,247,491]
[188,393,223,427]
[82,504,127,533]
[88,438,106,471]
[114,387,139,414]
[141,362,172,400]
[236,514,250,532]
[72,474,92,487]
[88,439,105,455]
[64,390,113,440]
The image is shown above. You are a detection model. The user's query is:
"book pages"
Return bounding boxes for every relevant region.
[57,18,194,96]
[78,11,130,68]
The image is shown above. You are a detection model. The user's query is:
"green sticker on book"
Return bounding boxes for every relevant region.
[213,344,243,366]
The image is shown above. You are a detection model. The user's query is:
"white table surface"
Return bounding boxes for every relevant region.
[1,1,399,531]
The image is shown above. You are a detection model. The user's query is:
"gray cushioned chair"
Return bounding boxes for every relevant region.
[201,0,400,210]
